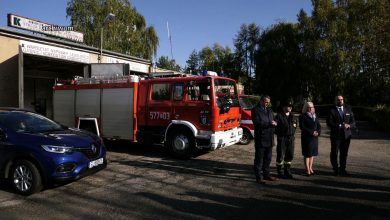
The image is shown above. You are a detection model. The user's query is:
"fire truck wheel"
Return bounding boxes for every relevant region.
[167,129,194,159]
[239,129,252,145]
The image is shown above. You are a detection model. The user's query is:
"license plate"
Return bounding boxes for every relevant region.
[89,158,104,169]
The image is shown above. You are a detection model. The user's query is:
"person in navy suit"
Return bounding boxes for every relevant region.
[327,95,356,176]
[299,101,321,176]
[251,95,278,184]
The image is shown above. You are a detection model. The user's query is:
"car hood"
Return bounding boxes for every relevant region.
[11,128,101,149]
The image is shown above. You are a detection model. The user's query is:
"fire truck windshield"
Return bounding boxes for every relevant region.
[239,95,260,110]
[214,79,239,109]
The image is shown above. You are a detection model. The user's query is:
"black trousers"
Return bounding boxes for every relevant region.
[330,138,351,171]
[254,146,273,180]
[276,136,295,165]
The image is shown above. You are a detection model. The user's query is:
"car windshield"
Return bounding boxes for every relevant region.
[214,79,239,108]
[239,95,260,110]
[0,111,62,133]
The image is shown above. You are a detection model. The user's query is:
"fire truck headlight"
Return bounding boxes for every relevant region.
[218,120,223,128]
[198,130,212,137]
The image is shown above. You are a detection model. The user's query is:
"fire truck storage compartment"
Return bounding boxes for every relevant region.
[53,89,75,127]
[53,86,134,140]
[76,89,101,118]
[101,88,134,140]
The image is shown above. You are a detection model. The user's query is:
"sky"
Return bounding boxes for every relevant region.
[0,0,313,68]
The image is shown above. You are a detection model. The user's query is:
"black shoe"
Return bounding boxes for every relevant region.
[284,173,293,179]
[339,170,351,177]
[256,178,266,184]
[277,172,285,178]
[333,169,339,176]
[264,176,278,181]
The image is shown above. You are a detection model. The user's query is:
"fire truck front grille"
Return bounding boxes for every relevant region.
[74,145,100,159]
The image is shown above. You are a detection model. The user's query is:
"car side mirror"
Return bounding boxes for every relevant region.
[0,128,7,141]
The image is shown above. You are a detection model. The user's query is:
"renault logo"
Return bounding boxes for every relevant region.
[91,144,97,153]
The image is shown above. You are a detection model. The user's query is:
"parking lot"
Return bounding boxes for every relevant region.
[1,119,390,220]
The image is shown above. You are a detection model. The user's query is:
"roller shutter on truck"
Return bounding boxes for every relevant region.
[101,88,134,140]
[53,90,75,128]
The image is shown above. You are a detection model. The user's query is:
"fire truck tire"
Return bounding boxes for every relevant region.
[239,129,252,145]
[167,129,194,159]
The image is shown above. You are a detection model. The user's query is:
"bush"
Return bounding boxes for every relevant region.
[343,106,390,133]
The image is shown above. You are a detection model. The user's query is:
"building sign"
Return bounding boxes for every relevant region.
[106,57,150,73]
[8,14,84,42]
[20,40,90,63]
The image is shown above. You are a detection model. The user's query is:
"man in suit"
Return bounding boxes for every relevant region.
[327,95,356,176]
[252,95,278,184]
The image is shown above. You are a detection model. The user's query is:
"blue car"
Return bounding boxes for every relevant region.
[0,108,106,195]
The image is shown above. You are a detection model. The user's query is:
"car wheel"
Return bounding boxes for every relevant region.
[239,129,252,145]
[10,160,43,195]
[167,129,194,159]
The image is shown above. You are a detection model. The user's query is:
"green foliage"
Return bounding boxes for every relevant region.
[183,0,388,107]
[254,22,305,103]
[296,0,389,105]
[185,50,200,74]
[233,23,261,93]
[351,106,390,133]
[66,0,159,60]
[156,56,181,72]
[184,44,237,78]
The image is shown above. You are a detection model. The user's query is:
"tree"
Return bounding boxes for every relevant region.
[66,0,159,60]
[234,23,261,93]
[185,50,200,75]
[254,22,305,103]
[297,0,390,105]
[156,56,181,72]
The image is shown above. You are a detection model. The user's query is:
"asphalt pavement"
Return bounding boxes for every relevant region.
[0,119,389,220]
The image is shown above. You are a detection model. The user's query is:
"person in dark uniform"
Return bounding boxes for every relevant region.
[275,101,298,179]
[299,101,321,176]
[252,95,278,184]
[327,95,356,176]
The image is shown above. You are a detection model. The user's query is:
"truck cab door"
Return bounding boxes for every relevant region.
[145,82,172,128]
[172,81,212,130]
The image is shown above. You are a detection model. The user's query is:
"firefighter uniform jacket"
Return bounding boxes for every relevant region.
[275,113,298,137]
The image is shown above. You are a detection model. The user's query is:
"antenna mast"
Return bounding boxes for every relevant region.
[167,21,174,60]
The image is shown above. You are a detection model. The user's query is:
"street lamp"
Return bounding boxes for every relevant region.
[99,13,115,63]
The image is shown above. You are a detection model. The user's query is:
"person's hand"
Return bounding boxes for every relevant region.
[313,131,319,137]
[271,120,277,127]
[343,123,350,129]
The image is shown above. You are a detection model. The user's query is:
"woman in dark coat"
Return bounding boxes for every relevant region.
[299,101,321,176]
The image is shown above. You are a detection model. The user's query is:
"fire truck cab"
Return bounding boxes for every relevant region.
[238,95,260,145]
[53,75,242,158]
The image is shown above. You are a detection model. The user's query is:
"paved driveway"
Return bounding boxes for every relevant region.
[1,120,389,219]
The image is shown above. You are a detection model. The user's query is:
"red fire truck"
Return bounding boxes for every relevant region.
[238,95,260,145]
[53,74,242,158]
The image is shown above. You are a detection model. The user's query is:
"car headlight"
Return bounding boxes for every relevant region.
[41,145,73,154]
